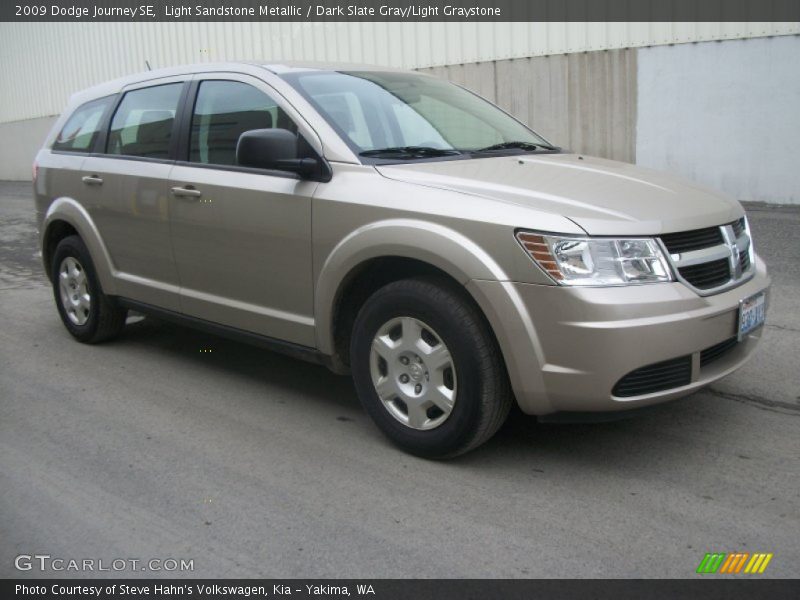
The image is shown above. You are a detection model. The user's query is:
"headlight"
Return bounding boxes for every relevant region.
[516,231,674,286]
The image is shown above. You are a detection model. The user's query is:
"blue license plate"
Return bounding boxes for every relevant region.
[738,292,766,340]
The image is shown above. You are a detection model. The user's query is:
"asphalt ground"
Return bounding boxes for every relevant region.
[1,181,798,578]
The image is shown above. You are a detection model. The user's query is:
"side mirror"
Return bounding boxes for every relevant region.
[236,128,328,181]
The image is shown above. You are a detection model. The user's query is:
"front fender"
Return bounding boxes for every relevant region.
[314,218,550,411]
[43,197,117,294]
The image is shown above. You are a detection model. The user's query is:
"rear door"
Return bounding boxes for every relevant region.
[168,73,318,346]
[42,96,115,223]
[79,78,187,310]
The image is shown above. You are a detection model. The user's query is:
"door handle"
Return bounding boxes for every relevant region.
[81,175,103,186]
[170,185,202,199]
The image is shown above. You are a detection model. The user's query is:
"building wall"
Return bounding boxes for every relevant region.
[1,24,798,204]
[0,116,56,181]
[421,48,637,163]
[3,50,638,180]
[1,21,797,124]
[636,35,800,204]
[422,35,800,203]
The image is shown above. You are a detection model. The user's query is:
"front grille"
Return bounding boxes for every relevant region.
[661,226,724,254]
[612,356,692,397]
[678,258,731,290]
[660,219,752,294]
[700,337,738,368]
[740,250,751,272]
[732,217,746,238]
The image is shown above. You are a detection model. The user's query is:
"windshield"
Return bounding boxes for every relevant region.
[281,70,554,160]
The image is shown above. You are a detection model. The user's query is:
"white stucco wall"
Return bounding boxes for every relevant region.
[636,35,800,204]
[0,116,56,182]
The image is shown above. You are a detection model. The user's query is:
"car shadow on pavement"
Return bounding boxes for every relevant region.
[120,314,362,411]
[117,313,723,470]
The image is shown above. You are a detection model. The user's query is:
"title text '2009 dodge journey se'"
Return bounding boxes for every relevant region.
[35,62,770,457]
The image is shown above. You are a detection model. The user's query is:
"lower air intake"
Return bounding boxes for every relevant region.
[612,355,692,397]
[700,337,738,368]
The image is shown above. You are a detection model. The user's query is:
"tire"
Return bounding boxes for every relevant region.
[350,276,512,458]
[51,235,127,344]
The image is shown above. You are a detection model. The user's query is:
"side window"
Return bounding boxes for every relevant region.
[190,80,298,166]
[52,96,112,152]
[107,83,183,159]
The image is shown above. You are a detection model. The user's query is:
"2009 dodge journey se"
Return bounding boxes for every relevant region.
[35,62,770,457]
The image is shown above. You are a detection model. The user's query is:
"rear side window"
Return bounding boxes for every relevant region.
[189,80,298,166]
[107,83,183,159]
[53,97,112,152]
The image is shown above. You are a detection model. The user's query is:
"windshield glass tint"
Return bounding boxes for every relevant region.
[282,71,549,154]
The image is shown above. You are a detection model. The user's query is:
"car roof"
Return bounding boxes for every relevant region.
[260,60,409,74]
[66,61,416,106]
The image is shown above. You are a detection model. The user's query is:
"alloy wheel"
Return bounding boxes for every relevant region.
[58,256,91,326]
[369,316,457,430]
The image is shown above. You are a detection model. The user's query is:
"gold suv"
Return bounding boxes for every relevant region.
[35,62,770,457]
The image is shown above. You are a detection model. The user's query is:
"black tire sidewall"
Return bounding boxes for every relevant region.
[351,280,490,458]
[51,236,103,342]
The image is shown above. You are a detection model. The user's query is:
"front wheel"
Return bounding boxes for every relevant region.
[350,277,512,458]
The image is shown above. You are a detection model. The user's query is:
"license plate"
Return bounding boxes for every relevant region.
[738,292,766,340]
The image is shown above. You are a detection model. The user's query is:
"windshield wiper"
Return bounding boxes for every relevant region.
[473,141,557,153]
[359,146,462,158]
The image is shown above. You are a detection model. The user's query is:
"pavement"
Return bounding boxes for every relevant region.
[1,180,798,578]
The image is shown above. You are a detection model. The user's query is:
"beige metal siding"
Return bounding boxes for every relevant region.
[1,22,797,123]
[422,49,637,162]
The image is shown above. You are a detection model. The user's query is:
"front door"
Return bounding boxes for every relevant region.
[168,75,317,346]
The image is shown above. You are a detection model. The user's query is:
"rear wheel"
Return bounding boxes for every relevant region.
[350,277,512,458]
[51,235,127,343]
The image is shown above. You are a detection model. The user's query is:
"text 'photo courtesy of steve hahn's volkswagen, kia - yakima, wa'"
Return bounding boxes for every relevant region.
[34,61,770,458]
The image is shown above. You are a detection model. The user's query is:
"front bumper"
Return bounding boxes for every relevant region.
[467,256,770,415]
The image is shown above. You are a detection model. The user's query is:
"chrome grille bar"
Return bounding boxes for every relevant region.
[659,218,755,296]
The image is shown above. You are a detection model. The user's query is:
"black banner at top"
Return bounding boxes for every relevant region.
[3,0,800,22]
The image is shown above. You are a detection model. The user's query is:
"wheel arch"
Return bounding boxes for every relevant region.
[41,198,117,294]
[315,219,511,371]
[42,219,78,281]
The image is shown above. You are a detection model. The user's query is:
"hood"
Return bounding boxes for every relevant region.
[375,153,742,236]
